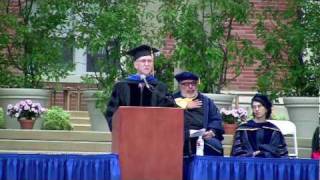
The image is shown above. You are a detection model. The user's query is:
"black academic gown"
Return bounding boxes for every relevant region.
[173,92,224,157]
[105,78,173,131]
[231,120,288,158]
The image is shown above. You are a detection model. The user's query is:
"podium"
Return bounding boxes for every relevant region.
[112,106,184,180]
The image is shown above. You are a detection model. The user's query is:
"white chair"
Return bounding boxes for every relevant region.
[267,120,298,157]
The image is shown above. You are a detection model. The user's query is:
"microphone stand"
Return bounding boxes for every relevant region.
[138,83,145,106]
[140,74,176,106]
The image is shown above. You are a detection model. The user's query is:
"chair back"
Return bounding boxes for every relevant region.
[267,120,298,157]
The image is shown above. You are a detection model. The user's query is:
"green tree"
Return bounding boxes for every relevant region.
[73,1,151,94]
[72,0,171,110]
[255,0,320,98]
[0,0,74,88]
[157,0,263,93]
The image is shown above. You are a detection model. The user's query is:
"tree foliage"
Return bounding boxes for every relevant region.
[255,0,320,97]
[72,0,165,110]
[0,0,74,88]
[2,0,317,98]
[157,0,263,93]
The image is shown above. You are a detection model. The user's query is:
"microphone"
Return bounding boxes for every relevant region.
[140,74,151,89]
[140,74,176,106]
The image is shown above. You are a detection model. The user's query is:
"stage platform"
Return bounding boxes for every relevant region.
[0,153,318,180]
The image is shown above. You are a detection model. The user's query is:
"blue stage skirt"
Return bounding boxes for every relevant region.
[187,156,319,180]
[0,153,120,180]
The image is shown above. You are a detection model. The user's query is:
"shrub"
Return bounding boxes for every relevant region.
[42,106,72,130]
[0,108,5,129]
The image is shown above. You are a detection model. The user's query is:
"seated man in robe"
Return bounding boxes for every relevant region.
[173,71,224,156]
[231,94,288,158]
[104,45,173,131]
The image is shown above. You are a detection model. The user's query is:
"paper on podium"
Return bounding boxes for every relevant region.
[189,128,206,138]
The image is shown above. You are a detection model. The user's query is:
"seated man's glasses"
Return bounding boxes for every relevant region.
[180,81,197,87]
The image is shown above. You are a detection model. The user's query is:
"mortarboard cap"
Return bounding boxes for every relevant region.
[174,71,199,82]
[126,44,160,61]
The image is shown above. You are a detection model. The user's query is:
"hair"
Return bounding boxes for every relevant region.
[251,94,272,119]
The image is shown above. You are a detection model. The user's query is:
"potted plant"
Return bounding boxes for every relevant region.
[0,1,75,129]
[7,99,46,129]
[255,0,319,138]
[42,106,72,130]
[220,107,247,134]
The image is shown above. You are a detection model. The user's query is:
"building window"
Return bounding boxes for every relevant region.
[86,48,106,72]
[62,39,74,65]
[86,40,121,72]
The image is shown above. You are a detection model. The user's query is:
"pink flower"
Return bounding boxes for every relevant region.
[25,100,33,105]
[6,100,46,119]
[24,105,30,111]
[232,110,239,118]
[221,107,248,124]
[19,101,26,106]
[220,108,232,115]
[40,108,46,113]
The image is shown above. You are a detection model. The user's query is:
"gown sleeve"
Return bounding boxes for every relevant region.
[104,83,121,131]
[231,128,255,157]
[257,130,288,158]
[206,99,224,141]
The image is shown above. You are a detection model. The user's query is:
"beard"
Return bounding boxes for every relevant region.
[181,90,198,98]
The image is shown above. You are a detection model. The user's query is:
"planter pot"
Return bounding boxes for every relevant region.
[203,93,235,109]
[224,123,237,135]
[18,118,35,129]
[0,88,50,129]
[83,90,109,132]
[283,97,319,139]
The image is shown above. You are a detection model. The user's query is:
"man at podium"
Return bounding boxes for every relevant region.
[173,71,224,156]
[105,45,173,131]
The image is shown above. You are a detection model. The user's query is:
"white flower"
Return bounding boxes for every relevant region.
[15,113,20,118]
[7,104,13,110]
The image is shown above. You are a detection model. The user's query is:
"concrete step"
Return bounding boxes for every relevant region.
[69,117,90,124]
[0,139,111,152]
[67,111,91,131]
[72,123,91,131]
[0,129,111,153]
[0,129,111,141]
[67,111,89,117]
[0,150,111,155]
